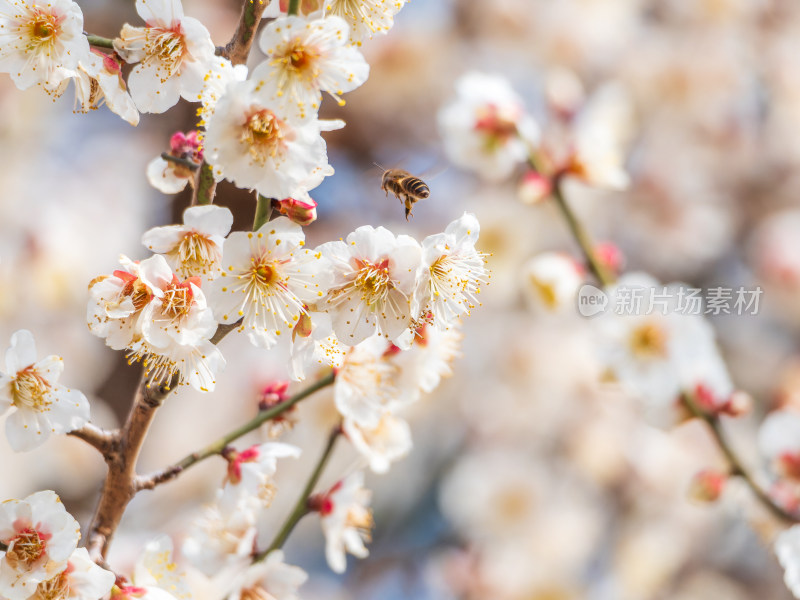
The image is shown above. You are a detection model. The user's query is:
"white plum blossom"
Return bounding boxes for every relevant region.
[204,79,342,199]
[759,410,800,481]
[393,321,462,395]
[113,0,216,114]
[323,0,408,44]
[319,225,422,345]
[66,48,139,126]
[251,15,369,116]
[565,83,633,191]
[130,267,225,392]
[777,526,800,599]
[0,0,89,90]
[142,205,233,280]
[415,213,487,329]
[595,273,740,427]
[333,335,401,429]
[0,330,89,452]
[220,442,301,512]
[206,218,332,349]
[521,252,583,314]
[0,491,81,600]
[343,413,411,474]
[183,497,258,577]
[87,254,171,351]
[316,471,373,574]
[132,536,191,600]
[438,72,540,182]
[30,548,115,600]
[198,56,248,125]
[226,550,307,600]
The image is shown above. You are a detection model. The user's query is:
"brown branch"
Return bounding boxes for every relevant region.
[136,371,336,491]
[681,394,798,523]
[84,322,240,560]
[84,373,177,559]
[68,423,118,455]
[218,0,270,66]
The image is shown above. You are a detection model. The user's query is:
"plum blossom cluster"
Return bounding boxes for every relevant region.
[0,491,114,600]
[87,207,485,395]
[439,70,633,195]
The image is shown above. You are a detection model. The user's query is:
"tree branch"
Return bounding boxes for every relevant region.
[253,195,274,231]
[219,0,270,66]
[257,424,341,560]
[681,394,798,522]
[547,173,798,523]
[192,163,217,206]
[162,153,200,172]
[84,372,177,559]
[551,175,614,287]
[68,423,118,455]
[136,371,336,490]
[85,33,114,49]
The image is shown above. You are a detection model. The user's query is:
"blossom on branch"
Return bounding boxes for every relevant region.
[204,80,342,199]
[438,72,539,182]
[0,491,81,600]
[0,0,89,90]
[31,548,115,600]
[114,0,216,114]
[142,205,233,280]
[323,0,408,45]
[318,225,422,346]
[226,550,307,600]
[251,15,369,116]
[0,330,89,452]
[415,212,487,329]
[313,471,373,574]
[206,217,333,349]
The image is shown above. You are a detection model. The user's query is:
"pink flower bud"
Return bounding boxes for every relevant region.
[169,130,203,162]
[277,197,318,226]
[517,170,552,205]
[594,242,625,275]
[688,469,727,503]
[258,381,290,411]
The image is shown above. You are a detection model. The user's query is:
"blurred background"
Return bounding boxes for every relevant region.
[3,0,800,597]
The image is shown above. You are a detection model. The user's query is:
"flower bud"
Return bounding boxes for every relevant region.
[169,130,203,162]
[277,196,318,226]
[517,170,552,205]
[258,381,290,411]
[688,469,727,503]
[594,242,625,275]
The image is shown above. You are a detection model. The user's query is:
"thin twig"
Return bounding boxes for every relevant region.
[85,33,114,49]
[161,153,201,172]
[219,0,270,66]
[68,423,118,455]
[551,175,614,287]
[137,371,336,490]
[253,195,274,231]
[548,175,797,523]
[287,0,301,15]
[192,163,217,206]
[257,424,341,560]
[681,394,797,522]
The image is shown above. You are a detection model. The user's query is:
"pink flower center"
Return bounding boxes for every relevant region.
[7,527,49,569]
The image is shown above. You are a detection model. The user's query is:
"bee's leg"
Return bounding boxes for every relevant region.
[404,199,413,220]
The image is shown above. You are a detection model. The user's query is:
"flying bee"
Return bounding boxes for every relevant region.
[379,167,430,220]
